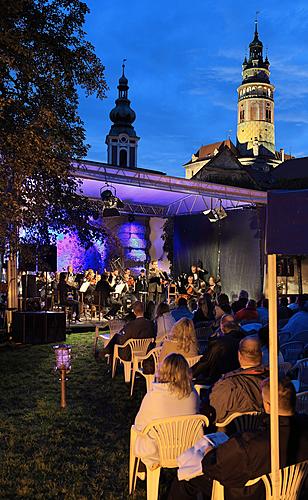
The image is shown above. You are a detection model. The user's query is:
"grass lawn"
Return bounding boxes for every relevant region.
[0,333,174,499]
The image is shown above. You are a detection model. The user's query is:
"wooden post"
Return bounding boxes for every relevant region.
[60,369,66,409]
[267,254,280,498]
[7,253,18,329]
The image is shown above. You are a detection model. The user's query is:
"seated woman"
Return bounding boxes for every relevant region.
[134,353,199,468]
[193,294,215,326]
[159,317,199,363]
[155,302,175,343]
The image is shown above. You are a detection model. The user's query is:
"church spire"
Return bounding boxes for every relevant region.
[105,62,139,168]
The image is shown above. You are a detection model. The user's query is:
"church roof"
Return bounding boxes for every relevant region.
[184,140,238,165]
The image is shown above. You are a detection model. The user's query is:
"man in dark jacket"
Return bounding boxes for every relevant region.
[169,378,308,500]
[101,301,155,362]
[193,321,244,385]
[210,336,269,423]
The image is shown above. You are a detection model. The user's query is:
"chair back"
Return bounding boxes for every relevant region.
[109,319,126,337]
[280,341,305,365]
[261,461,308,499]
[216,411,263,433]
[296,358,308,392]
[289,331,308,343]
[186,355,202,368]
[128,338,154,357]
[195,325,213,354]
[296,391,308,414]
[142,414,209,468]
[278,331,291,345]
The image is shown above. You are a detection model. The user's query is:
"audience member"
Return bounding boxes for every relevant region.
[278,296,293,320]
[257,298,269,325]
[134,354,199,468]
[258,325,285,366]
[193,320,243,385]
[171,297,193,322]
[155,302,175,343]
[235,299,258,322]
[280,294,308,335]
[209,336,269,423]
[214,293,232,322]
[193,295,214,325]
[288,295,299,313]
[168,377,308,500]
[159,318,198,364]
[101,301,154,364]
[231,289,248,314]
[211,313,234,340]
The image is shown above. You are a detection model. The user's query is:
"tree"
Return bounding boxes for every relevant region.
[0,0,108,254]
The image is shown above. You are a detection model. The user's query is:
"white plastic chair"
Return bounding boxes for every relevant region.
[292,358,308,392]
[211,461,308,500]
[280,341,305,365]
[296,391,308,414]
[216,411,263,433]
[129,414,209,500]
[186,355,202,368]
[130,347,161,396]
[112,337,154,383]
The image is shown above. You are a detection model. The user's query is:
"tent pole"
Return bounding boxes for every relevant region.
[268,253,280,497]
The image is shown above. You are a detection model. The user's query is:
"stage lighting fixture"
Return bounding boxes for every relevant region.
[202,203,228,223]
[100,184,124,217]
[215,205,227,220]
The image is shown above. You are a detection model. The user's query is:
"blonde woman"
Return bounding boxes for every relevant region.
[134,353,199,468]
[158,317,198,364]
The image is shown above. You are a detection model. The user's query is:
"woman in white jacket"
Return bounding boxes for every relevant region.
[134,353,199,468]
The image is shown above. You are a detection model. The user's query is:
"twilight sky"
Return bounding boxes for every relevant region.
[78,0,308,177]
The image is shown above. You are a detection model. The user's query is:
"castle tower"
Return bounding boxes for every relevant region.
[237,21,275,157]
[106,62,139,167]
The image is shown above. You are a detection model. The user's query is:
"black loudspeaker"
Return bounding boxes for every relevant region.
[12,311,66,344]
[37,245,57,272]
[21,274,38,299]
[19,244,37,271]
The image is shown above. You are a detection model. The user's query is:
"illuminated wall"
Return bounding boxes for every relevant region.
[56,216,149,274]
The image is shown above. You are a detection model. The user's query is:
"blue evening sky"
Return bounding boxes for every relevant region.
[78,0,308,177]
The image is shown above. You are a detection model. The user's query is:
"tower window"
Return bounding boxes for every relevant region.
[119,149,127,167]
[129,146,136,167]
[266,109,272,121]
[240,110,245,122]
[111,146,117,165]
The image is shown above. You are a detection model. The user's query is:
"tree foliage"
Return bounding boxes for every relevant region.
[0,0,108,252]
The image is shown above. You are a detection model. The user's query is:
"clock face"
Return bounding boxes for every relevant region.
[120,135,128,143]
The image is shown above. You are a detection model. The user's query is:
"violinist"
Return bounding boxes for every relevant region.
[190,263,207,288]
[123,268,135,292]
[84,268,96,304]
[135,269,148,296]
[148,260,164,303]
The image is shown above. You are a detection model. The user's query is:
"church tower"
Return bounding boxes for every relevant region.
[106,62,139,168]
[237,21,275,157]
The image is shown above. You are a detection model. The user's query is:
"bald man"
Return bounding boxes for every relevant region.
[209,336,269,423]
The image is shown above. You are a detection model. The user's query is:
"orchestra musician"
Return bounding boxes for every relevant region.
[95,272,113,307]
[59,266,81,321]
[84,268,96,304]
[190,263,207,288]
[206,275,221,300]
[135,269,148,300]
[123,268,135,292]
[185,275,201,298]
[108,269,122,289]
[148,260,167,303]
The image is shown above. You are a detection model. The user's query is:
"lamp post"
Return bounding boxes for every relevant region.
[53,344,71,409]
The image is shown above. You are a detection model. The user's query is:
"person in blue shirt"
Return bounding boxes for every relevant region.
[280,295,308,336]
[257,298,269,325]
[171,297,193,322]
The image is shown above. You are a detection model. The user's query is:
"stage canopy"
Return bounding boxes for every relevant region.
[75,161,267,217]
